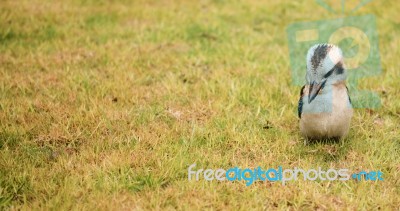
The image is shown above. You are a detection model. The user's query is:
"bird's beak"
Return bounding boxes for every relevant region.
[308,81,324,104]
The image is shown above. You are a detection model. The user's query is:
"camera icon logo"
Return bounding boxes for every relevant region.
[287,13,381,109]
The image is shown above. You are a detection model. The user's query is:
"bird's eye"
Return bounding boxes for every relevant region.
[335,66,344,75]
[324,63,344,78]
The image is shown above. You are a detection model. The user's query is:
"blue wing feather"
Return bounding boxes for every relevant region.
[345,85,352,104]
[298,85,305,118]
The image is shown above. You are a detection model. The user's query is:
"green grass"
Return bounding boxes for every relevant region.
[1,0,399,209]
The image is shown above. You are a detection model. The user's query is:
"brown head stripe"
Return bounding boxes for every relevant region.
[311,44,332,70]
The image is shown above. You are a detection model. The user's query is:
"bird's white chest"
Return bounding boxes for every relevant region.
[300,83,353,139]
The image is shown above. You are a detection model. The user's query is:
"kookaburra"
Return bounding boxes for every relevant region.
[298,44,353,140]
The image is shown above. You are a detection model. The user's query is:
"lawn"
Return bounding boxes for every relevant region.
[0,0,399,209]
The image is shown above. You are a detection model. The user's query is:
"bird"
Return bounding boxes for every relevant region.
[298,44,353,140]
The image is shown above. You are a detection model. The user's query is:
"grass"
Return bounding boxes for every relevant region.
[0,0,399,209]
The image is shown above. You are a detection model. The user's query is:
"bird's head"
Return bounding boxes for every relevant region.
[305,43,347,103]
